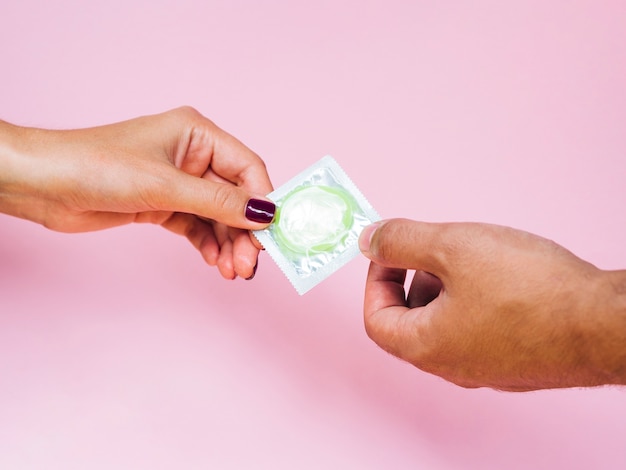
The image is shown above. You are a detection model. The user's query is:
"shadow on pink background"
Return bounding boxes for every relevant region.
[1,1,625,469]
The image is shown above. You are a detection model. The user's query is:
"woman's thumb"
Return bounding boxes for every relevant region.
[164,172,275,230]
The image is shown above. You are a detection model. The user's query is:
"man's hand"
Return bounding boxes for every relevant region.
[360,218,626,391]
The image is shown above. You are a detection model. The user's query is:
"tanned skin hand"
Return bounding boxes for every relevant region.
[360,218,626,391]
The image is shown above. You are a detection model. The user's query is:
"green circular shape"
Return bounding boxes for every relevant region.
[274,185,356,255]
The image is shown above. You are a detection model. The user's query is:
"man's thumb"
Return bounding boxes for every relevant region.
[359,218,449,277]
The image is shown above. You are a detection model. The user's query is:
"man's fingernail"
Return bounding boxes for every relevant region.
[245,199,275,224]
[359,222,382,254]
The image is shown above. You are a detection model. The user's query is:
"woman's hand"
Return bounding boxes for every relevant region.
[0,106,275,280]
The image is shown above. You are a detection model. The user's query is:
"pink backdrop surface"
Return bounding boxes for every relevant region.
[1,1,625,469]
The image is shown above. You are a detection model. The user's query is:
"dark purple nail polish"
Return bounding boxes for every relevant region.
[245,199,275,224]
[246,262,258,281]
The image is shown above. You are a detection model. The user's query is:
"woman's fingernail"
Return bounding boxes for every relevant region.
[359,222,382,254]
[245,199,275,224]
[245,262,258,281]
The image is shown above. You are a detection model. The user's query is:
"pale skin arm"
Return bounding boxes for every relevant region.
[359,218,626,391]
[0,106,275,280]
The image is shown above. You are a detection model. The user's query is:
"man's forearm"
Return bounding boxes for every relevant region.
[590,269,626,385]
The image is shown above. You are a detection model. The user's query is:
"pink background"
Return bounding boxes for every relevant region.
[1,1,625,469]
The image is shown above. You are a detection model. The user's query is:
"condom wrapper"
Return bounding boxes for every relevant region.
[253,155,380,295]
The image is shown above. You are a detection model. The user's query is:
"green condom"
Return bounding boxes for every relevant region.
[253,156,380,295]
[273,185,356,256]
